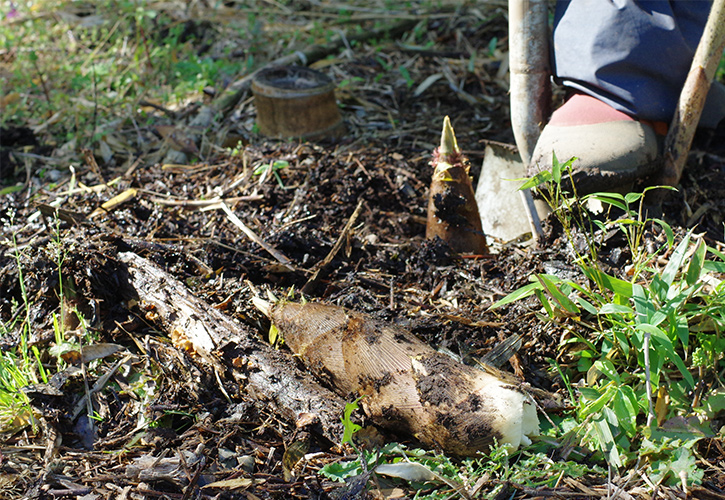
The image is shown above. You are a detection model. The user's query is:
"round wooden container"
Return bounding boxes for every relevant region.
[251,66,345,140]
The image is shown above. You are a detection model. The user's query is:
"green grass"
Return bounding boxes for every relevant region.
[320,156,724,496]
[0,350,36,434]
[0,1,248,145]
[0,211,44,433]
[493,155,725,485]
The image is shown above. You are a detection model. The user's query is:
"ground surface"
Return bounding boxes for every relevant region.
[1,2,725,499]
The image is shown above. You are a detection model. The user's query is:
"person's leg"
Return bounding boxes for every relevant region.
[553,0,711,122]
[529,0,721,194]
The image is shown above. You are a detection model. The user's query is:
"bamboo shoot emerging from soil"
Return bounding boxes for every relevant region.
[256,300,539,455]
[426,116,489,254]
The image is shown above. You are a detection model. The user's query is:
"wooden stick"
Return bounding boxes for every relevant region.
[655,0,725,191]
[148,195,263,209]
[508,0,550,165]
[219,202,295,271]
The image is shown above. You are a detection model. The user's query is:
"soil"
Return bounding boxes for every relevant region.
[1,3,725,499]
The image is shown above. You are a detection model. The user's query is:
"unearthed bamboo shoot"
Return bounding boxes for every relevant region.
[257,300,539,455]
[426,117,489,254]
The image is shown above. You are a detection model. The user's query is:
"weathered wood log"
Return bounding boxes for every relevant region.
[115,252,345,443]
[257,300,540,456]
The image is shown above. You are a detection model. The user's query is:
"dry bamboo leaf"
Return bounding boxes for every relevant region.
[202,477,254,490]
[0,92,21,109]
[413,73,444,97]
[155,125,200,155]
[60,343,124,365]
[374,462,437,482]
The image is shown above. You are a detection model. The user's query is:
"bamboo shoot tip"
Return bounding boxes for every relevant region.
[439,116,459,155]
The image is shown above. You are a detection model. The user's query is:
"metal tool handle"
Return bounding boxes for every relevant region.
[509,0,550,239]
[509,0,550,165]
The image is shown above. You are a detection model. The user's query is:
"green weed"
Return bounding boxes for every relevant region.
[494,155,725,484]
[324,394,603,497]
[0,210,45,432]
[321,439,604,499]
[341,397,364,445]
[0,211,102,432]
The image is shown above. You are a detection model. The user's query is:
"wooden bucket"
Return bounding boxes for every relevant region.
[251,66,345,140]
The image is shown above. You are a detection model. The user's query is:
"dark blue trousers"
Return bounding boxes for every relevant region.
[553,0,713,122]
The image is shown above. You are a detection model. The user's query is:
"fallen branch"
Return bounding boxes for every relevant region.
[116,251,345,443]
[148,195,263,209]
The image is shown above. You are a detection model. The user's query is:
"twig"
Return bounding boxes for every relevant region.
[233,6,458,21]
[11,151,67,164]
[218,202,294,271]
[148,195,263,208]
[30,55,52,112]
[180,454,206,500]
[301,199,364,295]
[72,354,132,419]
[138,99,178,119]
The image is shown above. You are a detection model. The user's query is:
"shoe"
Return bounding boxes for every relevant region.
[529,93,662,195]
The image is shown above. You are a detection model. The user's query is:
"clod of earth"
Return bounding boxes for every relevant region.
[255,299,539,455]
[426,116,489,255]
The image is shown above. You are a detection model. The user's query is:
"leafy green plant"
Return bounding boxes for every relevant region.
[495,155,725,484]
[0,210,46,432]
[321,439,604,499]
[399,66,414,89]
[341,397,364,445]
[0,211,105,432]
[0,351,36,433]
[254,160,290,189]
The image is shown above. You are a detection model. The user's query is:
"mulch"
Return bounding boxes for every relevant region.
[1,2,725,499]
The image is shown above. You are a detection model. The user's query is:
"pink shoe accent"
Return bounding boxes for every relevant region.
[548,93,636,126]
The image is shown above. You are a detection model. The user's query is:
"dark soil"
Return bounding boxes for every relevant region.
[1,3,725,499]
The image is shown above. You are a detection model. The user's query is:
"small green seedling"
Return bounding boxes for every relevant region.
[254,160,289,189]
[341,396,364,444]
